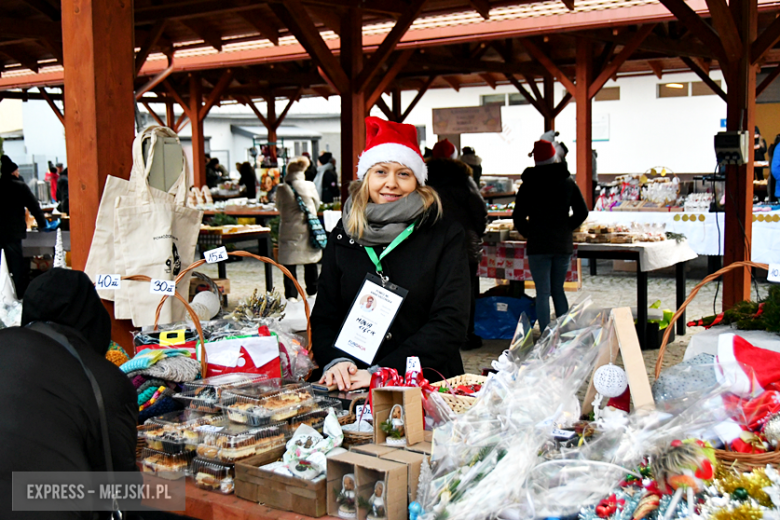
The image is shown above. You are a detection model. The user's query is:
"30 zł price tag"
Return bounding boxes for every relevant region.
[150,279,176,295]
[96,274,121,290]
[204,246,228,264]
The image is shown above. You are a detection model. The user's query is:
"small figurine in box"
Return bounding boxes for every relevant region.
[367,480,386,520]
[337,473,357,519]
[380,404,406,446]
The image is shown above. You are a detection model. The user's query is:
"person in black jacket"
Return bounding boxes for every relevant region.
[57,166,69,214]
[314,152,340,203]
[512,140,588,332]
[302,152,318,182]
[426,157,488,351]
[238,161,258,200]
[312,117,469,390]
[0,269,138,519]
[0,155,50,297]
[460,146,483,187]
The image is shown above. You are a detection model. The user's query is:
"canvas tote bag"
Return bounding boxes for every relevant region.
[112,127,203,327]
[84,126,188,302]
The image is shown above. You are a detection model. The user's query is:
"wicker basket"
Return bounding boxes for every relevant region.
[430,374,487,414]
[341,397,373,448]
[655,260,775,468]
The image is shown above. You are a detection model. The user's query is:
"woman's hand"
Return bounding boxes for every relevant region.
[348,369,372,390]
[319,362,357,391]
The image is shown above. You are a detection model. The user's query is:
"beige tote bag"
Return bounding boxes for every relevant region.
[84,126,188,302]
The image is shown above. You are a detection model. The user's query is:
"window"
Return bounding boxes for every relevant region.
[480,94,506,106]
[416,125,427,143]
[507,93,531,106]
[658,82,689,98]
[595,86,620,101]
[692,80,722,96]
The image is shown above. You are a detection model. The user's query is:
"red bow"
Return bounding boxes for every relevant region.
[368,367,436,415]
[595,494,625,518]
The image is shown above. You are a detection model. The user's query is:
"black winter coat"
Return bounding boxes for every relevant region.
[0,176,47,240]
[311,212,468,381]
[512,162,588,255]
[57,173,69,214]
[0,270,138,520]
[426,158,488,264]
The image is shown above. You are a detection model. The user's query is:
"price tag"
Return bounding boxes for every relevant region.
[551,428,576,439]
[769,263,780,284]
[96,274,121,290]
[150,279,176,295]
[355,405,373,422]
[204,246,228,264]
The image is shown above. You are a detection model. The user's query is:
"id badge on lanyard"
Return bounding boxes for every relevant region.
[333,223,414,364]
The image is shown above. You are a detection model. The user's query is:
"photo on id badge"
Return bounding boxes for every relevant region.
[359,294,378,313]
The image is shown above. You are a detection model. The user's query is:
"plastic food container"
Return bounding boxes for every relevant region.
[195,422,289,463]
[190,458,235,494]
[222,384,315,425]
[140,448,195,480]
[143,411,226,453]
[175,374,281,413]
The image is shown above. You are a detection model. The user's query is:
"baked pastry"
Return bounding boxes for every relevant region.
[195,472,220,490]
[197,444,219,459]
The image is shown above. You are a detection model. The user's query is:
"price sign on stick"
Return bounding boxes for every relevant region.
[204,246,228,264]
[150,279,176,295]
[96,274,121,290]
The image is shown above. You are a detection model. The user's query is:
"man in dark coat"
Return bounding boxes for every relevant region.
[460,147,483,186]
[315,152,340,203]
[426,157,488,350]
[0,155,50,297]
[57,167,69,214]
[0,269,138,520]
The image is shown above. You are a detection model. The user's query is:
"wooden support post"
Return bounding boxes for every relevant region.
[391,88,402,122]
[576,38,594,208]
[189,73,206,188]
[723,0,757,308]
[399,76,436,123]
[544,75,555,131]
[340,7,365,201]
[266,93,278,162]
[62,0,136,349]
[165,99,175,128]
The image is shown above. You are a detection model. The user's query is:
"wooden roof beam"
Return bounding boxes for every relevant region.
[656,0,729,74]
[588,24,656,99]
[272,88,301,129]
[518,38,576,95]
[241,8,280,46]
[479,73,497,89]
[504,73,548,117]
[135,20,167,77]
[312,86,332,99]
[0,17,61,40]
[561,0,575,11]
[522,73,544,101]
[553,92,573,117]
[354,0,427,94]
[141,100,166,127]
[375,97,395,120]
[179,18,223,52]
[0,45,39,73]
[442,76,461,92]
[38,87,63,125]
[309,6,342,37]
[757,64,780,96]
[240,96,271,128]
[704,0,742,64]
[400,75,436,123]
[135,54,175,100]
[365,49,415,111]
[270,0,349,94]
[469,0,491,19]
[648,59,665,79]
[680,55,727,101]
[162,79,193,119]
[37,38,63,65]
[752,14,780,64]
[200,69,234,120]
[20,0,60,21]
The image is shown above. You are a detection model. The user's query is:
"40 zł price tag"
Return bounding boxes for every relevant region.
[150,279,176,295]
[96,274,121,290]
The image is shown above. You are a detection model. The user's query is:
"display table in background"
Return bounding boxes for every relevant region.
[683,325,780,360]
[479,241,579,283]
[198,228,273,290]
[22,230,70,256]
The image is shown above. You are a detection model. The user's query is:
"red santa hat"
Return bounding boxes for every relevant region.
[357,116,427,185]
[606,387,631,413]
[533,140,557,165]
[432,139,458,160]
[716,333,780,397]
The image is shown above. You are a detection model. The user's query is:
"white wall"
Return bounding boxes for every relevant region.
[21,100,68,176]
[0,99,23,133]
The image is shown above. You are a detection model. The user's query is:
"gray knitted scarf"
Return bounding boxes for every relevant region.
[342,191,426,247]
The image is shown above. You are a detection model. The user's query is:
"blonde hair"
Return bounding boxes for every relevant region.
[346,172,442,239]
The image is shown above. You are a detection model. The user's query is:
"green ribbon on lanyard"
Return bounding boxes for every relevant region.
[364,223,416,276]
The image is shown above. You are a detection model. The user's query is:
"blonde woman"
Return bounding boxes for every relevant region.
[311,117,469,390]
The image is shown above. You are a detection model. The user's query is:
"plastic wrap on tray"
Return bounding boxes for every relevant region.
[140,448,196,480]
[143,411,226,453]
[190,458,235,494]
[174,374,281,413]
[195,422,289,463]
[221,384,315,425]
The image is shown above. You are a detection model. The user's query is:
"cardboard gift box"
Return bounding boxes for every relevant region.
[379,449,425,503]
[235,446,328,518]
[350,444,398,458]
[327,451,407,520]
[372,387,424,447]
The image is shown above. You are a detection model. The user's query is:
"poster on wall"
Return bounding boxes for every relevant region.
[432,105,502,134]
[593,114,610,142]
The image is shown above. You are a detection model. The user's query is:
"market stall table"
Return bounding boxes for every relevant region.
[199,228,273,290]
[482,191,516,203]
[21,230,70,256]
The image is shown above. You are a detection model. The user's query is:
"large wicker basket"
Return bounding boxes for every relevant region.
[655,260,775,468]
[430,374,487,414]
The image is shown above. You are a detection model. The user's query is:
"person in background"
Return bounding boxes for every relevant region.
[238,161,258,200]
[512,140,588,333]
[312,117,469,390]
[315,152,340,203]
[205,156,220,188]
[57,167,69,214]
[426,143,488,351]
[45,162,59,201]
[275,157,322,301]
[592,149,599,205]
[0,155,54,298]
[460,146,483,187]
[0,269,138,520]
[755,126,768,181]
[769,134,780,203]
[302,151,318,182]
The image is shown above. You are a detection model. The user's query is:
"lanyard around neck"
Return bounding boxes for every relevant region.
[365,223,415,274]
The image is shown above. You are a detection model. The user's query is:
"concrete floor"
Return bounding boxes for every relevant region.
[193,246,772,382]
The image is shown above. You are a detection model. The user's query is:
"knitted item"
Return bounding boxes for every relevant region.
[139,387,174,411]
[136,379,167,396]
[120,349,166,373]
[131,375,147,390]
[128,356,200,383]
[138,396,183,423]
[106,349,129,367]
[137,386,160,406]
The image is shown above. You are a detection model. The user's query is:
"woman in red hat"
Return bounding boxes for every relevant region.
[311,117,470,391]
[512,140,588,333]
